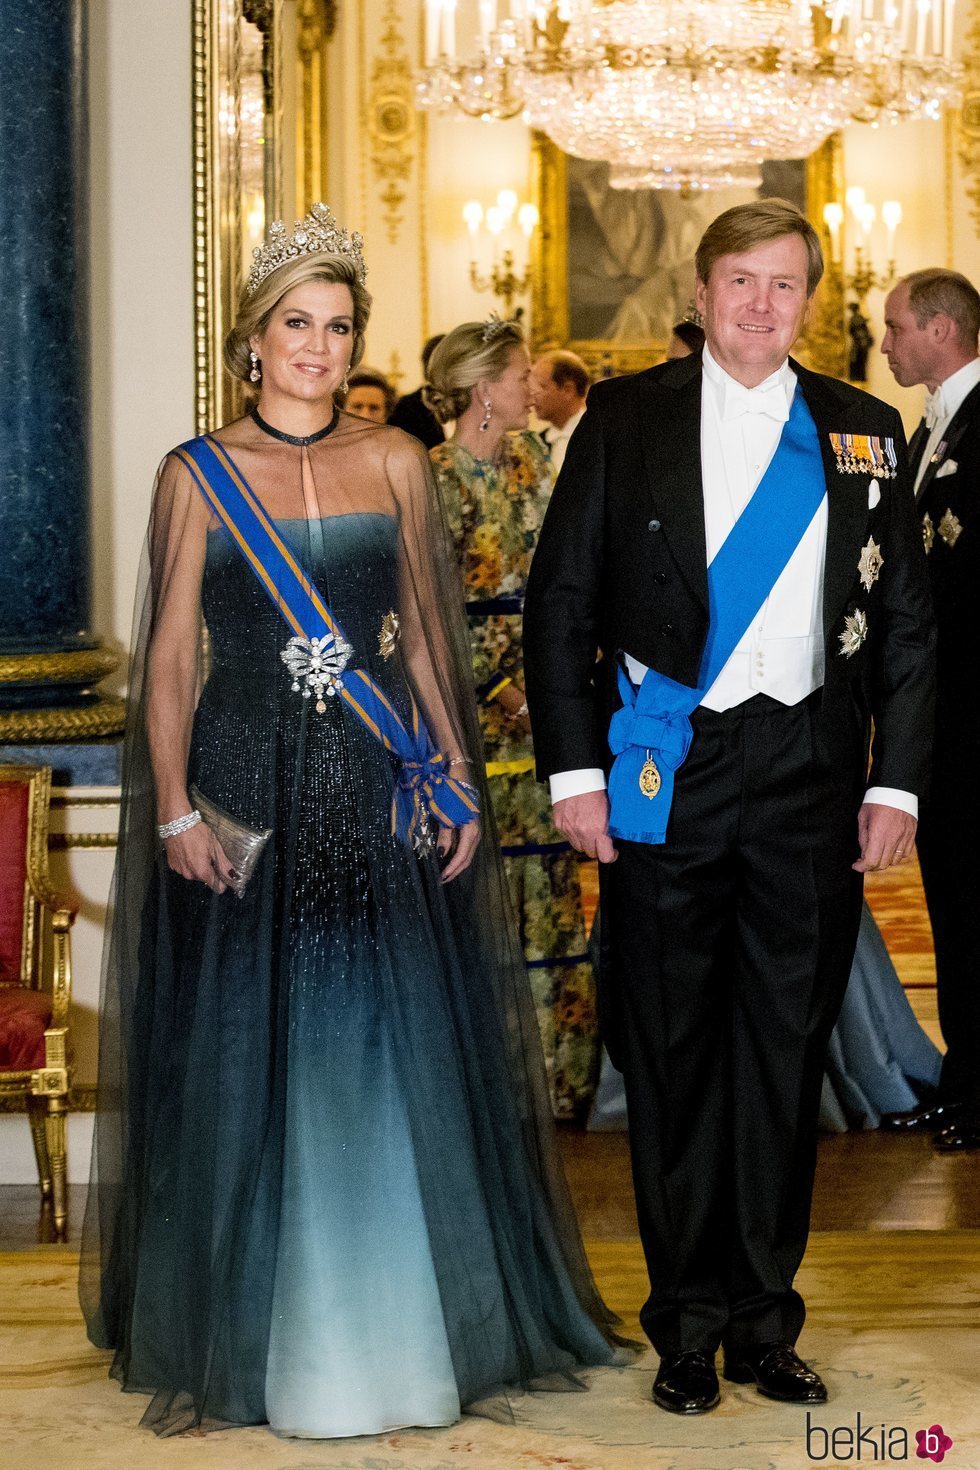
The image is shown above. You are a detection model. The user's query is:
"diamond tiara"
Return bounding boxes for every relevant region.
[246,202,367,296]
[481,311,518,343]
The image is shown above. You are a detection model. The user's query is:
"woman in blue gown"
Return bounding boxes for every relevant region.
[80,207,624,1438]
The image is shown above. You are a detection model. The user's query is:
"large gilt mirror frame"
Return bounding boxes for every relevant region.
[530,133,846,381]
[192,0,285,434]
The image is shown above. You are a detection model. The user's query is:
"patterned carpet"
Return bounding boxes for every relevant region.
[3,1236,978,1470]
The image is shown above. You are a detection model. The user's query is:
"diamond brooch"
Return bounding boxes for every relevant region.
[281,633,354,713]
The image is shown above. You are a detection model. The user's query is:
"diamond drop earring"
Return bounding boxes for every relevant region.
[249,351,261,383]
[479,398,492,432]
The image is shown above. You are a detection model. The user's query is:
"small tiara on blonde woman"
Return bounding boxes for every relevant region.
[246,202,367,295]
[480,312,520,343]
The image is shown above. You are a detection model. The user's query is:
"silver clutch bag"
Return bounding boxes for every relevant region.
[189,785,272,898]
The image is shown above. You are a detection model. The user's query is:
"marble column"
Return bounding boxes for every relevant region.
[0,0,122,743]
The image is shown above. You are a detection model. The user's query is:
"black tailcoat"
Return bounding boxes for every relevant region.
[523,351,936,1354]
[524,351,934,798]
[914,377,980,1108]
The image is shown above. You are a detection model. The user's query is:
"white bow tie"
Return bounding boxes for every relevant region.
[722,380,789,423]
[923,389,946,431]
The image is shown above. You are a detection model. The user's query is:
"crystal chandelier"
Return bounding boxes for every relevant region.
[418,0,961,191]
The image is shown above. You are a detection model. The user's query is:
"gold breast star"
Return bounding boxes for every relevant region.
[857,536,884,593]
[938,508,963,548]
[378,610,400,660]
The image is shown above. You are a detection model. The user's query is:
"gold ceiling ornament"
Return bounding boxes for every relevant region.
[418,0,961,192]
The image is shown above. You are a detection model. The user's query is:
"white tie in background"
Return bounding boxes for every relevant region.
[722,380,790,423]
[923,388,946,431]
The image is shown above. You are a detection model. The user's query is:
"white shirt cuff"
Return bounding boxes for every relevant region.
[863,787,918,820]
[549,768,607,804]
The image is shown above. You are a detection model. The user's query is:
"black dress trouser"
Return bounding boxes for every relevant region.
[916,730,980,1111]
[600,691,864,1356]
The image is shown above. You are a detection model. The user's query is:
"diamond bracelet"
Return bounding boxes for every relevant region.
[158,810,202,841]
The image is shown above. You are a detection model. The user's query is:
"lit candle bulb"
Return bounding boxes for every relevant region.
[845,184,867,221]
[442,0,457,60]
[497,189,518,222]
[518,202,539,237]
[463,200,484,238]
[882,199,902,258]
[425,0,441,63]
[859,201,877,244]
[823,201,844,264]
[479,0,498,48]
[915,0,930,56]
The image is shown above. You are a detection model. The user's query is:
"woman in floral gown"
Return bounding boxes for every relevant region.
[427,320,600,1121]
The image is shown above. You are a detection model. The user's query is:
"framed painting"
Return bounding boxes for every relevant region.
[529,133,847,380]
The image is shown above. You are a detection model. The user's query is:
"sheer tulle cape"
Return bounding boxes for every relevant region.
[78,411,626,1436]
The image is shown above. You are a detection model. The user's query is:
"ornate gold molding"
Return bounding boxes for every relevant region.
[0,701,126,742]
[959,0,980,234]
[0,1083,97,1114]
[192,0,218,434]
[366,0,416,246]
[800,134,847,381]
[192,0,285,434]
[296,2,337,207]
[49,832,118,851]
[0,649,119,686]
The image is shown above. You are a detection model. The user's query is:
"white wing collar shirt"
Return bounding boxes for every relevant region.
[548,345,916,818]
[914,354,980,491]
[544,406,587,474]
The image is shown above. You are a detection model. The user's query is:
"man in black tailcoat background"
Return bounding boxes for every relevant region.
[881,269,980,1150]
[523,200,935,1415]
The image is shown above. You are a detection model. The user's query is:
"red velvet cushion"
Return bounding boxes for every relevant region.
[0,988,52,1070]
[0,782,29,983]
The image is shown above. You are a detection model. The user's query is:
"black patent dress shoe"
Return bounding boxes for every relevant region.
[880,1098,964,1132]
[933,1115,980,1151]
[723,1343,828,1404]
[652,1350,721,1414]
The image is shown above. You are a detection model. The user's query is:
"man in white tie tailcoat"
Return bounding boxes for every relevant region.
[524,200,935,1415]
[881,269,980,1150]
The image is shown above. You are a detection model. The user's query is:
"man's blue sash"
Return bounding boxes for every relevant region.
[607,390,826,844]
[174,435,479,850]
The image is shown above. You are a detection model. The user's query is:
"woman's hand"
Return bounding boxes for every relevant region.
[163,821,239,893]
[437,820,481,883]
[496,681,531,736]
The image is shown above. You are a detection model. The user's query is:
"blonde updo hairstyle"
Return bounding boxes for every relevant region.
[223,252,373,383]
[424,319,525,424]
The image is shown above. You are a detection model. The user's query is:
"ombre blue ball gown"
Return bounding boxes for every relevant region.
[81,415,623,1439]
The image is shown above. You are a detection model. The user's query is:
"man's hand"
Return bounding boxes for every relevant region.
[553,790,618,863]
[853,802,917,873]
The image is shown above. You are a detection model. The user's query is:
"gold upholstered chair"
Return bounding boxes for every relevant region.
[0,765,77,1237]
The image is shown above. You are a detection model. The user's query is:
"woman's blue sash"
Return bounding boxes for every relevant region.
[174,435,479,851]
[608,390,826,844]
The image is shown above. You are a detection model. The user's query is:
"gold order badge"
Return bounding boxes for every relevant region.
[639,753,662,799]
